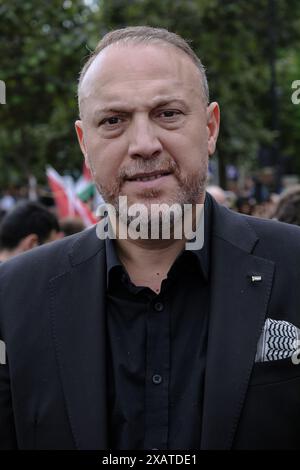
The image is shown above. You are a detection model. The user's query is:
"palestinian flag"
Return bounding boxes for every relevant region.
[76,162,95,202]
[46,166,97,227]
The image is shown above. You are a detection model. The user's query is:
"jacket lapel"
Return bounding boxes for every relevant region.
[201,203,275,449]
[49,229,108,450]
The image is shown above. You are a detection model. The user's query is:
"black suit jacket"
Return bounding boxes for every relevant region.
[1,198,300,449]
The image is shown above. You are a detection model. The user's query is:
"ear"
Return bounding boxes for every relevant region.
[206,102,220,156]
[18,234,39,253]
[75,120,90,169]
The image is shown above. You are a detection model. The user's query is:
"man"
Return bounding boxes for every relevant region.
[59,216,85,237]
[0,201,62,262]
[1,26,300,450]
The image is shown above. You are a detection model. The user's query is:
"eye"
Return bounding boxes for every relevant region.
[157,110,182,119]
[100,116,123,127]
[154,109,184,128]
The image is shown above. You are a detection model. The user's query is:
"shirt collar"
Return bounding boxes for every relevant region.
[187,191,212,280]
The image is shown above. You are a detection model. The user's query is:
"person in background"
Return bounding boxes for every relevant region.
[206,185,227,205]
[0,201,62,262]
[236,196,256,215]
[272,185,300,226]
[60,216,85,237]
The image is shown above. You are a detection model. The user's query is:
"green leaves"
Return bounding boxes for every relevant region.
[0,0,299,186]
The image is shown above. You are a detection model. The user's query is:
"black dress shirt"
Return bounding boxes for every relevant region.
[105,195,212,450]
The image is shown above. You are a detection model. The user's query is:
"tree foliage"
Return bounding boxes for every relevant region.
[0,0,299,187]
[0,0,98,186]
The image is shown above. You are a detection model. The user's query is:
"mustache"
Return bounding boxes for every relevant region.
[119,158,179,180]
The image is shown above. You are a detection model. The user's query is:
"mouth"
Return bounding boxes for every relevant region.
[125,170,172,182]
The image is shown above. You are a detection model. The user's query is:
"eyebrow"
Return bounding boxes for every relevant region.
[92,97,188,119]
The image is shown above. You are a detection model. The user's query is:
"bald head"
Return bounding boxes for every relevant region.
[79,43,207,121]
[77,26,209,117]
[207,185,227,205]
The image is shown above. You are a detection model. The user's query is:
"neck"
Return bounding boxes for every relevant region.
[105,196,206,291]
[116,236,186,270]
[115,236,186,294]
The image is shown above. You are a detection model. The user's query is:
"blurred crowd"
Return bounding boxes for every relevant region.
[0,185,85,262]
[207,166,300,225]
[0,167,300,262]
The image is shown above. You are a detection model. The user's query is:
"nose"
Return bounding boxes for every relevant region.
[128,114,163,160]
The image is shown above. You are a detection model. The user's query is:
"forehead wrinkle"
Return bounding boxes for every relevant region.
[79,44,205,117]
[93,96,189,114]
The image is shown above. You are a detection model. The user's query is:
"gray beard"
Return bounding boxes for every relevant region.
[94,155,208,236]
[99,172,207,240]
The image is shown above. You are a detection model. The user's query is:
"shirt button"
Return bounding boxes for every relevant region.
[154,302,164,312]
[152,374,163,385]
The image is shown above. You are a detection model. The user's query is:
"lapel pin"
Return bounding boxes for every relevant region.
[251,275,262,283]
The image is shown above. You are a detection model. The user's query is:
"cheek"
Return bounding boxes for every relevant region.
[85,135,126,179]
[164,130,208,172]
